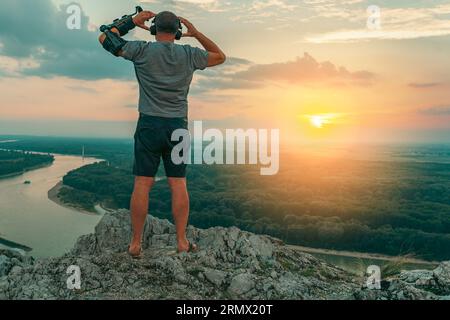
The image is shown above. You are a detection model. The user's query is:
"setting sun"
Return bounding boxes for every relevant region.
[310,116,327,128]
[309,114,335,129]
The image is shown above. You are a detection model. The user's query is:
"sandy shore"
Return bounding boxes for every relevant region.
[48,181,100,216]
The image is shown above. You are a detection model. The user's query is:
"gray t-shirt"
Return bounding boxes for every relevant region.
[121,41,209,118]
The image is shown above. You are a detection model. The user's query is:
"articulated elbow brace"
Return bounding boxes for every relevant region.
[114,16,136,36]
[102,30,127,56]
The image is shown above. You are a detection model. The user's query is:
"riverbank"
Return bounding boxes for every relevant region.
[291,245,439,266]
[0,160,54,180]
[47,181,102,216]
[0,237,32,252]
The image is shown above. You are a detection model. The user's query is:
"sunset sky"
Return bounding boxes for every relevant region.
[0,0,449,143]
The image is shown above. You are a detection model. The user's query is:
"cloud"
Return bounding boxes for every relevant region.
[0,0,134,80]
[0,0,258,82]
[305,3,450,43]
[0,1,374,92]
[191,56,255,93]
[66,85,99,94]
[419,106,450,116]
[0,55,39,77]
[233,53,374,85]
[191,52,375,95]
[408,82,442,89]
[302,0,365,21]
[140,0,236,15]
[0,76,138,121]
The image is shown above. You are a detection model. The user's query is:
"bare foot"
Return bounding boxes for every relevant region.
[177,239,198,253]
[128,242,142,258]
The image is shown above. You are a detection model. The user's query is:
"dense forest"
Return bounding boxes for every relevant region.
[0,149,54,177]
[2,136,450,261]
[61,155,450,261]
[61,162,134,210]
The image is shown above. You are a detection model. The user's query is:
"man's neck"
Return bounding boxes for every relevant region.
[155,33,176,43]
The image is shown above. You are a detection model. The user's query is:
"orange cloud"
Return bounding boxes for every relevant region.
[234,53,375,86]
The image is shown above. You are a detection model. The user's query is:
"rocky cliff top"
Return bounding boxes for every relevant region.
[1,210,450,300]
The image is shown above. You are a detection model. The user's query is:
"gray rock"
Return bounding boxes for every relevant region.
[9,266,23,276]
[93,210,131,253]
[354,262,450,300]
[0,255,12,277]
[204,269,227,287]
[433,261,450,293]
[248,235,274,257]
[228,273,255,297]
[2,209,448,300]
[400,270,433,283]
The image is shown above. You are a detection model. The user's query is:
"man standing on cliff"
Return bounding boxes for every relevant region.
[99,10,226,257]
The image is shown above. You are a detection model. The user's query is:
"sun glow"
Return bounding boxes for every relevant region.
[310,116,326,128]
[309,115,333,128]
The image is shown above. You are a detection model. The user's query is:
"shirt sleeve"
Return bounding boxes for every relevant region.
[121,41,147,62]
[190,46,209,71]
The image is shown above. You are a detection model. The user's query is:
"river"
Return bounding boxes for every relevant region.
[0,154,103,258]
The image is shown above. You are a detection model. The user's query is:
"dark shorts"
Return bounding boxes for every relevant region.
[133,114,189,178]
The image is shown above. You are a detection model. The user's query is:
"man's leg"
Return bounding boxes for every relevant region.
[167,177,192,252]
[129,176,155,254]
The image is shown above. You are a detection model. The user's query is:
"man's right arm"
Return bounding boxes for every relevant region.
[179,17,226,67]
[98,28,125,57]
[98,11,155,57]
